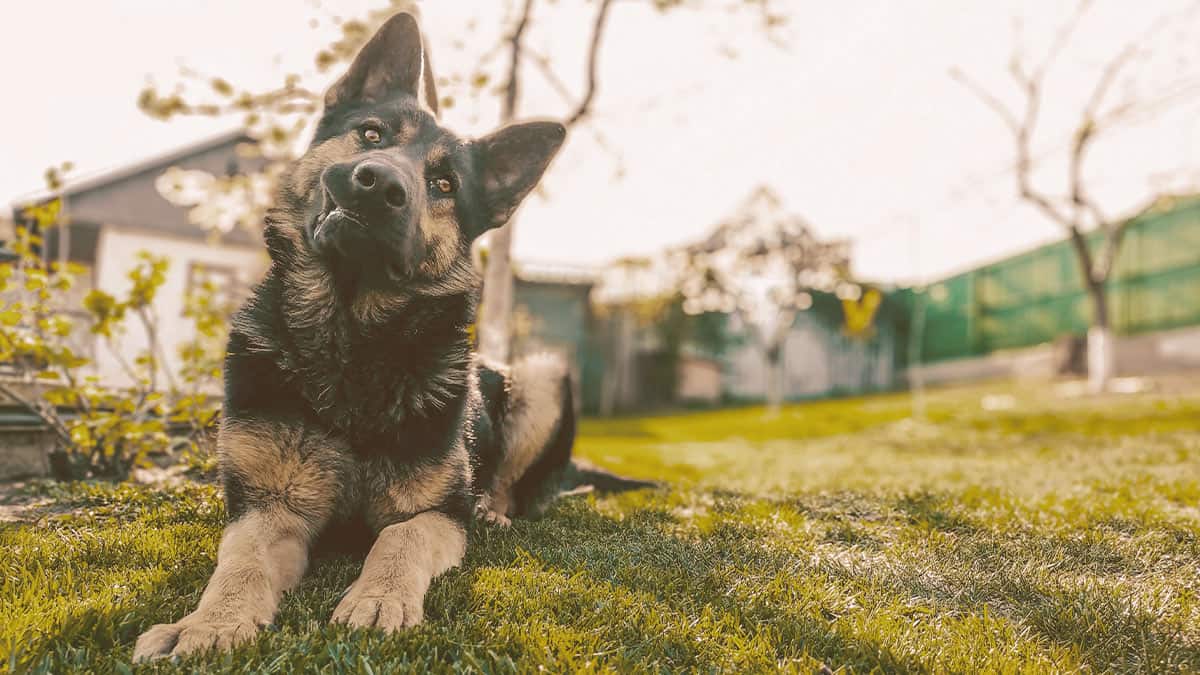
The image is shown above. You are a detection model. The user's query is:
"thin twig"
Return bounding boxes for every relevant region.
[503,0,535,122]
[948,68,1020,133]
[528,49,625,173]
[1031,0,1093,83]
[563,0,616,128]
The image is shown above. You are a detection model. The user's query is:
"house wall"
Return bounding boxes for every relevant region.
[91,226,265,388]
[677,357,722,404]
[511,279,593,406]
[63,134,265,243]
[725,312,896,401]
[0,426,52,480]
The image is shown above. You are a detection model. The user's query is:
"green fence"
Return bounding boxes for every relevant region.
[897,198,1200,365]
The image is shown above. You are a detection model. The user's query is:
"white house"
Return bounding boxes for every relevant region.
[9,130,268,388]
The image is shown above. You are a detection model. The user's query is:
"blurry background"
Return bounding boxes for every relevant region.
[2,0,1200,477]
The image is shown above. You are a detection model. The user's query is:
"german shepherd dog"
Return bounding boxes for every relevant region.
[134,13,599,660]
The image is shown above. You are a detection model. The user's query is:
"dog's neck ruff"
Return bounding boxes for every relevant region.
[260,213,478,441]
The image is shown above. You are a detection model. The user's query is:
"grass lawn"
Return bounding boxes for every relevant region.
[3,380,1200,673]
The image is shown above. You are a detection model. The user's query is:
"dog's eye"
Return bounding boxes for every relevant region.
[430,176,456,195]
[361,126,383,144]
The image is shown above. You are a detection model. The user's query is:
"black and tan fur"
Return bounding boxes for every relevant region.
[133,13,598,661]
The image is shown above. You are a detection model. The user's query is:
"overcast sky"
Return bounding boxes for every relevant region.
[2,1,1197,283]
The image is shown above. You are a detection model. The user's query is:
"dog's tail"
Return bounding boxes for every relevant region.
[560,458,660,496]
[511,357,660,515]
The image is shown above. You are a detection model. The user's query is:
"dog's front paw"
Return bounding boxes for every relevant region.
[133,615,260,662]
[473,497,512,528]
[332,585,424,631]
[480,508,512,527]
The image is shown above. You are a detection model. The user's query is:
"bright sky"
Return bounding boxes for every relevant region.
[2,1,1197,284]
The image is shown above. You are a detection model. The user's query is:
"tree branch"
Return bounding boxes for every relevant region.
[1030,0,1093,83]
[1066,37,1147,253]
[130,305,177,427]
[528,51,577,110]
[1093,194,1164,280]
[528,49,626,173]
[956,61,1081,229]
[105,335,143,391]
[138,81,322,121]
[564,0,616,128]
[1066,224,1098,287]
[1014,98,1075,229]
[1085,45,1138,122]
[948,68,1020,134]
[953,1,1106,233]
[503,0,535,122]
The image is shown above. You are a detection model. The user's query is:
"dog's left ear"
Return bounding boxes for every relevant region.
[325,12,438,114]
[476,121,567,230]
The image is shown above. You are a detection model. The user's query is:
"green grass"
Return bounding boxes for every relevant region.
[3,381,1200,673]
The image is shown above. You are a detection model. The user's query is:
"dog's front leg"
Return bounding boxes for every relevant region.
[332,510,466,630]
[133,507,314,660]
[134,419,345,661]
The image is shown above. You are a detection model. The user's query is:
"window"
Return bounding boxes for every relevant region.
[184,262,246,314]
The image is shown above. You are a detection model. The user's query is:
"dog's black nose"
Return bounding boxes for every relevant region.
[350,160,407,210]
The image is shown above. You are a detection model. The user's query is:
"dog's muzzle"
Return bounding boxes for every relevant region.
[314,156,425,276]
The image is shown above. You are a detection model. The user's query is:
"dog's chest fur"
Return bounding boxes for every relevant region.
[295,292,473,440]
[228,224,482,457]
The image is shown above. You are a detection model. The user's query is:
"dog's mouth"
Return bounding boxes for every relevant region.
[312,191,419,282]
[313,191,368,242]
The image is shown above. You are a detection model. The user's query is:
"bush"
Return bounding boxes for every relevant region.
[0,197,229,479]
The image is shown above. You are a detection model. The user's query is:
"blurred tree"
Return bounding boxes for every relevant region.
[138,0,788,362]
[673,187,851,412]
[951,1,1200,393]
[591,262,736,415]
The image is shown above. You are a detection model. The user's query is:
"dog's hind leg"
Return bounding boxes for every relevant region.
[477,353,574,525]
[133,420,348,661]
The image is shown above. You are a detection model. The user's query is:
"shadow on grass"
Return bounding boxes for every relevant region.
[800,491,1200,673]
[456,490,1200,672]
[13,486,1200,673]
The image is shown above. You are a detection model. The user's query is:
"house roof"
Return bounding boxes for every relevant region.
[515,261,599,287]
[9,129,252,208]
[9,129,265,248]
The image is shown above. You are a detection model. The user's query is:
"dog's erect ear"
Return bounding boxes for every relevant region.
[420,44,439,118]
[475,121,567,229]
[325,12,437,113]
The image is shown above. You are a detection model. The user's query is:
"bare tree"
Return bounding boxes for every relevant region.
[951,1,1200,392]
[674,187,851,413]
[476,0,788,361]
[476,0,614,361]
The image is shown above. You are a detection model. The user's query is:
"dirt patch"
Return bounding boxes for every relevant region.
[0,481,72,523]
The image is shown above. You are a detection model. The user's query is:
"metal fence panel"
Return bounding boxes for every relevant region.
[899,198,1200,365]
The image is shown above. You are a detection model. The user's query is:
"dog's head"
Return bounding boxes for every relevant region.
[279,13,565,292]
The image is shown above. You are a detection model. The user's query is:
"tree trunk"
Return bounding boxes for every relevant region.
[764,342,784,415]
[907,285,928,420]
[599,307,635,415]
[477,224,515,362]
[1086,280,1114,394]
[476,0,532,364]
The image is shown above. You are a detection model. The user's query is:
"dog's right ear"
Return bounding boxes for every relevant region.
[475,121,567,231]
[325,12,437,114]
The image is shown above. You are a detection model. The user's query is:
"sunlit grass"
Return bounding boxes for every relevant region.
[3,381,1199,672]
